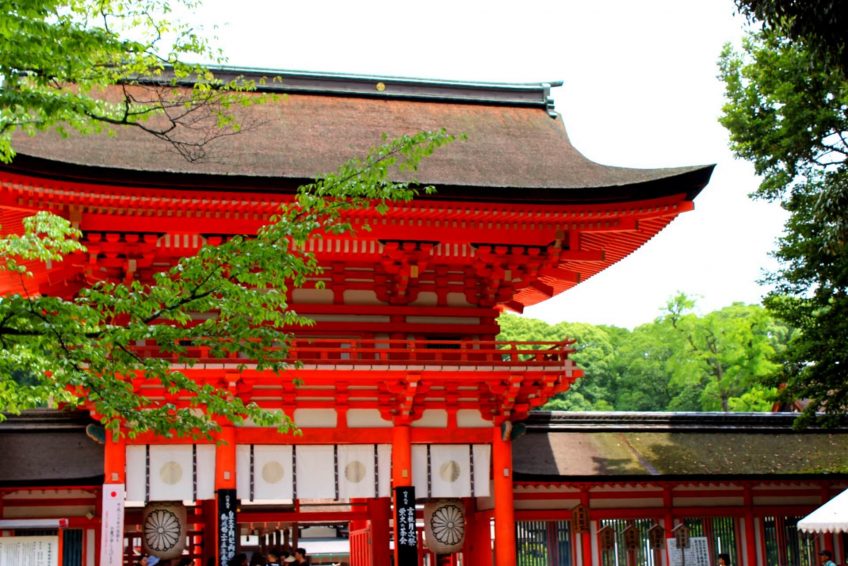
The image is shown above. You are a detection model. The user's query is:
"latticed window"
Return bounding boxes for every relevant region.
[763,515,816,566]
[516,520,572,566]
[598,518,659,566]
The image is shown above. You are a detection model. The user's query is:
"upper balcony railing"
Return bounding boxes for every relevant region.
[134,338,577,369]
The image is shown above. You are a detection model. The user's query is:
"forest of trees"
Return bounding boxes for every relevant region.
[498,294,794,413]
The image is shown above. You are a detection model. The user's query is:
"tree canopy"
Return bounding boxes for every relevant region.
[498,297,785,413]
[719,24,848,425]
[733,0,848,77]
[1,0,255,163]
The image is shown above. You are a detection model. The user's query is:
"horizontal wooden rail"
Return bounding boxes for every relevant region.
[131,338,577,368]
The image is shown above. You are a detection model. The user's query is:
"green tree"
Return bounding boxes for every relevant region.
[611,320,687,411]
[498,314,621,411]
[1,0,256,163]
[733,0,848,77]
[662,295,781,412]
[719,28,848,424]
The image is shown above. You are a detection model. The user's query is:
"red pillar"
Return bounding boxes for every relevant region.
[101,431,127,566]
[581,489,593,566]
[370,498,392,565]
[392,424,413,565]
[492,425,516,566]
[104,433,126,485]
[463,499,483,565]
[215,426,237,566]
[743,484,757,566]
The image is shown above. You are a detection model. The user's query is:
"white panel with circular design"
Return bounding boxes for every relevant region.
[411,444,490,498]
[430,445,471,498]
[255,445,293,501]
[149,446,193,501]
[337,445,376,500]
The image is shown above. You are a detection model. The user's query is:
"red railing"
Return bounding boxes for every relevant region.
[134,338,576,368]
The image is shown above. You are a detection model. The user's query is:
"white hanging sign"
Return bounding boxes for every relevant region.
[100,484,126,566]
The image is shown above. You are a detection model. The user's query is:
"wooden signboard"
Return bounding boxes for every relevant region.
[218,489,238,566]
[395,486,417,565]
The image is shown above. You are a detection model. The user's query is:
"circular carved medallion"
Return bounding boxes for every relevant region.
[142,502,187,559]
[144,509,181,552]
[429,502,465,547]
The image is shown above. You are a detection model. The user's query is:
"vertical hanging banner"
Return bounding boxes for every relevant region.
[217,490,238,566]
[394,486,417,565]
[100,484,126,566]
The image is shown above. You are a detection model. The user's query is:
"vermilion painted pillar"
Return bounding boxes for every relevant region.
[369,498,392,565]
[392,424,413,566]
[743,485,757,566]
[492,425,516,566]
[101,431,127,566]
[104,433,126,484]
[215,426,237,566]
[463,499,480,565]
[581,489,593,566]
[216,426,237,490]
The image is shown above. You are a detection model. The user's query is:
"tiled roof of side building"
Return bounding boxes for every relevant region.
[513,411,848,481]
[8,68,713,203]
[0,409,104,486]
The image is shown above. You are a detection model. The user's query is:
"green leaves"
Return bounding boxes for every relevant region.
[0,0,252,163]
[719,25,848,425]
[498,296,785,413]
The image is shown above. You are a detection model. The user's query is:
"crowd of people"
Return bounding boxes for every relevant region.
[136,547,311,566]
[233,546,310,566]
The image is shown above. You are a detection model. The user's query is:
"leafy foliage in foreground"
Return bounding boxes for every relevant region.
[1,0,261,163]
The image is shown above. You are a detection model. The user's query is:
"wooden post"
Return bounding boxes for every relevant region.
[370,498,392,565]
[215,426,237,490]
[743,484,757,566]
[103,432,126,484]
[392,424,413,566]
[492,424,516,566]
[215,426,237,566]
[581,489,593,566]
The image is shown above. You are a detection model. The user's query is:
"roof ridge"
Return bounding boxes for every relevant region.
[143,66,563,116]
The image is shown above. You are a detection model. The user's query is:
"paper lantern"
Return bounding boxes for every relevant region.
[142,501,187,559]
[424,500,465,554]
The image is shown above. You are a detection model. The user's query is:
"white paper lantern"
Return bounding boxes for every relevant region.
[142,501,187,559]
[424,499,466,555]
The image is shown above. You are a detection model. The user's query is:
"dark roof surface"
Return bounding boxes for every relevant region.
[0,410,104,486]
[513,412,848,481]
[9,69,712,199]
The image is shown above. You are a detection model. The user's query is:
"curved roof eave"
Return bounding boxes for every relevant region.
[1,152,714,206]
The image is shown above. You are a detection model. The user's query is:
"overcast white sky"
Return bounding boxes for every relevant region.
[194,0,787,328]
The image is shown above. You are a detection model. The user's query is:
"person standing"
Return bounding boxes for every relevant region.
[819,550,837,566]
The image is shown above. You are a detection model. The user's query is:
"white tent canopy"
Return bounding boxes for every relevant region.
[799,489,848,533]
